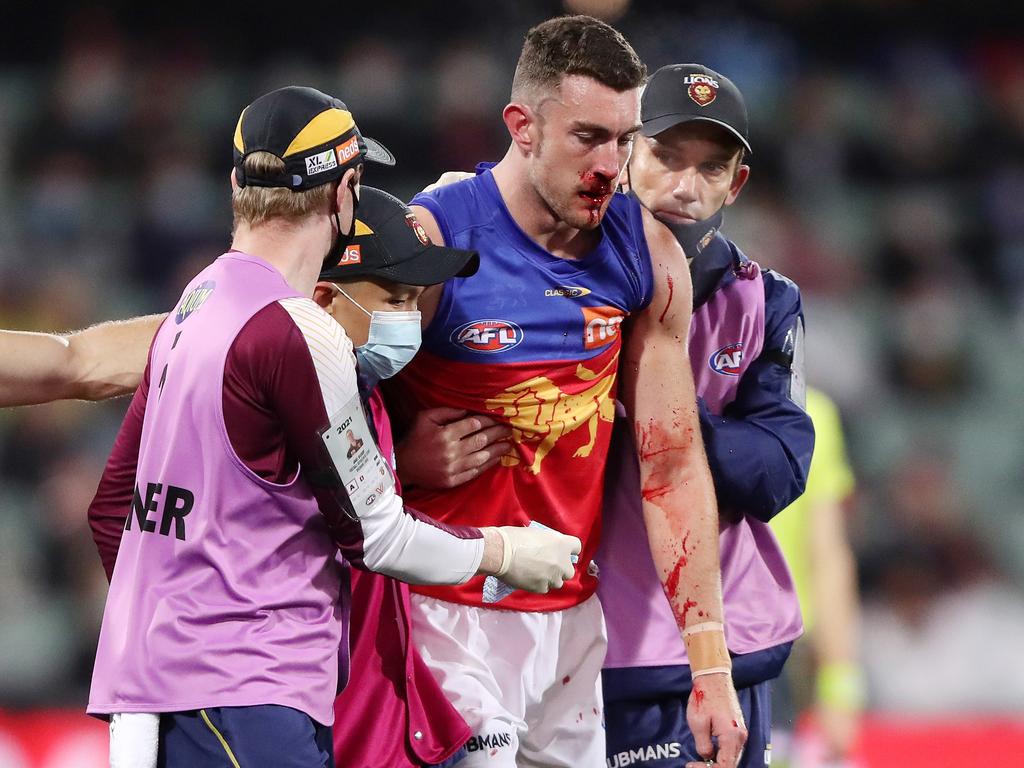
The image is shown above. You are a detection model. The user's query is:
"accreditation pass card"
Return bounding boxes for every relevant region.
[320,393,394,517]
[482,520,579,604]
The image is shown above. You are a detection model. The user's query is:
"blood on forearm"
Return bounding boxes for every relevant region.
[635,417,724,630]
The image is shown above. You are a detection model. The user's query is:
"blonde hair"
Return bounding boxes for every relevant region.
[232,151,334,227]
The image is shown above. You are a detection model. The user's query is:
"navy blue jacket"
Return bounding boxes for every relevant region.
[691,235,814,523]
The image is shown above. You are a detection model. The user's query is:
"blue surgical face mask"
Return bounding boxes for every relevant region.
[334,284,422,388]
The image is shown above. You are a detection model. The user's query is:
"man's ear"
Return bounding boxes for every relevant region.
[724,164,750,207]
[312,282,336,310]
[335,167,359,210]
[503,102,536,155]
[230,167,240,191]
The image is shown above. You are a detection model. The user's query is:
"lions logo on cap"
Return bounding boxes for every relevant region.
[685,73,719,107]
[405,213,431,246]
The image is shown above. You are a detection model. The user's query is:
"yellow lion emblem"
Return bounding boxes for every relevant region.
[485,354,617,475]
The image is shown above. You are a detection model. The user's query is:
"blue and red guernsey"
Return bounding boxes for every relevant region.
[393,169,653,611]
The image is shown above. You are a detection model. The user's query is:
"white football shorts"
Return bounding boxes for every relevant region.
[410,593,608,768]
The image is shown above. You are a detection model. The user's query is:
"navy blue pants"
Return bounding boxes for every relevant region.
[604,679,772,767]
[157,705,333,768]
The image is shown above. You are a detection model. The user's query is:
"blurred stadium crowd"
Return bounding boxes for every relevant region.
[1,0,1022,720]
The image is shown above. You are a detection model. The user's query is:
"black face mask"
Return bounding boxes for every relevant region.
[323,177,360,271]
[661,206,724,261]
[621,171,722,261]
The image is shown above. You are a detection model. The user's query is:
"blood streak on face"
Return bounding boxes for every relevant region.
[578,170,612,225]
[658,275,675,323]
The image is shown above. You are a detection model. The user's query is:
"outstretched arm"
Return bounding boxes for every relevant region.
[0,314,165,406]
[620,209,746,767]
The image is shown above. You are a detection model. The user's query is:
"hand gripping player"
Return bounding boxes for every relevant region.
[385,17,745,768]
[85,86,579,768]
[598,65,815,768]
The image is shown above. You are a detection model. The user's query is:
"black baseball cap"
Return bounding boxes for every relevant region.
[319,186,479,287]
[641,64,752,154]
[233,86,396,191]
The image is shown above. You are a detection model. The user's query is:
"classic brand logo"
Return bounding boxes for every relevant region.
[684,73,719,107]
[175,280,215,324]
[337,245,361,266]
[582,305,626,350]
[709,342,744,376]
[451,319,524,353]
[335,135,360,164]
[305,148,338,176]
[545,285,592,299]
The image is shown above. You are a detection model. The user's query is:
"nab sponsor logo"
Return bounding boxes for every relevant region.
[545,285,592,299]
[337,244,362,266]
[710,342,744,376]
[175,280,215,324]
[582,305,626,350]
[305,148,338,176]
[451,319,524,354]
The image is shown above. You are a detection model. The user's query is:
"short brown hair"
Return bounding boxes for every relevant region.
[511,15,646,101]
[232,151,334,227]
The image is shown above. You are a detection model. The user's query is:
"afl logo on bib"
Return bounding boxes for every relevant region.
[452,319,524,353]
[175,280,215,325]
[710,342,743,375]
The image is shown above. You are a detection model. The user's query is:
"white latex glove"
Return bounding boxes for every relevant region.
[421,170,475,193]
[487,526,580,593]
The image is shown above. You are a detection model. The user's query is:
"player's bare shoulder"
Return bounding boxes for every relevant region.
[406,205,447,327]
[636,206,692,330]
[409,205,445,247]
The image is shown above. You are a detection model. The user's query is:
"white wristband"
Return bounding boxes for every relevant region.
[682,621,725,638]
[691,666,732,679]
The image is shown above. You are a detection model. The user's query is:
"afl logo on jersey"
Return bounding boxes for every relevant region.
[175,280,215,325]
[710,342,743,376]
[451,319,524,353]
